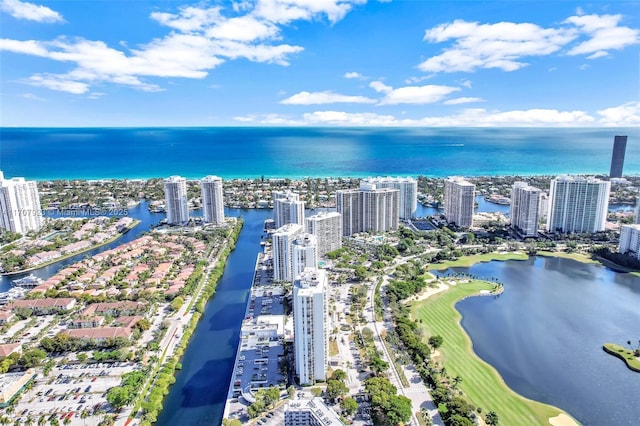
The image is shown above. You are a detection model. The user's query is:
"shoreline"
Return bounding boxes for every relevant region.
[1,219,141,277]
[410,279,579,426]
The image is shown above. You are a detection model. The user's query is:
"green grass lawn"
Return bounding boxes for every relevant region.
[411,281,569,425]
[427,252,529,270]
[536,251,598,264]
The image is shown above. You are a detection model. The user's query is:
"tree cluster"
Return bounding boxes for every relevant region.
[364,376,412,426]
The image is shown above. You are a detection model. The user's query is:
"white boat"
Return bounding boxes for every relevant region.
[12,274,43,289]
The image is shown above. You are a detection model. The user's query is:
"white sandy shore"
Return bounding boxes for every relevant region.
[409,282,449,302]
[549,413,580,426]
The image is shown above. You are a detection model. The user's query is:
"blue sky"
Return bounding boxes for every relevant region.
[0,0,638,126]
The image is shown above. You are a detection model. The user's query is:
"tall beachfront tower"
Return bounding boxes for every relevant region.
[619,224,640,259]
[444,177,475,228]
[546,175,610,233]
[335,183,399,236]
[362,176,417,220]
[292,234,318,280]
[0,171,43,234]
[272,223,303,282]
[609,135,628,178]
[510,182,541,238]
[305,211,342,257]
[273,190,305,228]
[164,176,189,225]
[293,268,328,385]
[200,175,224,225]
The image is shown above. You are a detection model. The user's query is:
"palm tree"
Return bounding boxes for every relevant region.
[37,417,46,426]
[25,416,34,426]
[80,409,89,426]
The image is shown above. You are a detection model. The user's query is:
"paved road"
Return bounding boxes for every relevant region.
[365,259,444,426]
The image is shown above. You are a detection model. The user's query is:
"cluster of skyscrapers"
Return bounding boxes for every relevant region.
[0,171,43,235]
[163,175,225,226]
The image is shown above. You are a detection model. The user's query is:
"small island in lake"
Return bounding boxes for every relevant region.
[603,342,640,373]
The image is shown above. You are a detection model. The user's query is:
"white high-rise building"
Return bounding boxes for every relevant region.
[292,234,318,280]
[547,176,610,233]
[335,183,399,236]
[164,176,189,225]
[363,176,417,220]
[272,224,304,282]
[0,171,43,234]
[293,268,328,385]
[510,182,541,238]
[305,211,342,257]
[538,192,550,222]
[444,177,475,228]
[635,197,640,224]
[200,175,224,225]
[273,190,305,228]
[619,224,640,259]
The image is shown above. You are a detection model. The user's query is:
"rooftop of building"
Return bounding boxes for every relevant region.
[285,397,345,426]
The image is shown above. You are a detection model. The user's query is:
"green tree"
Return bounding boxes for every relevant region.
[486,411,499,426]
[340,396,358,416]
[326,379,348,401]
[170,296,184,311]
[428,335,444,352]
[77,353,88,362]
[106,386,130,409]
[331,369,347,382]
[310,387,322,397]
[386,395,413,425]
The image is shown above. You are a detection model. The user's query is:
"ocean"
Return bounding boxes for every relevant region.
[1,127,638,180]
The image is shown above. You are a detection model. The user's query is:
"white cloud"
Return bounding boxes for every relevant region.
[586,51,608,59]
[344,71,365,79]
[597,101,640,126]
[1,0,364,94]
[565,14,640,56]
[418,13,639,74]
[0,0,62,23]
[238,106,628,127]
[369,81,460,105]
[579,64,590,70]
[460,79,472,88]
[419,19,576,73]
[19,92,46,101]
[303,111,400,125]
[234,115,256,122]
[27,74,89,94]
[281,90,375,104]
[443,97,485,105]
[404,75,433,84]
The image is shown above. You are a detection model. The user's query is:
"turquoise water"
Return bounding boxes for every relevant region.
[1,127,638,180]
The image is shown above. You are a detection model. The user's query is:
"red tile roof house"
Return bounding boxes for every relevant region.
[69,316,105,329]
[81,301,147,317]
[8,298,76,315]
[0,343,22,358]
[0,311,15,324]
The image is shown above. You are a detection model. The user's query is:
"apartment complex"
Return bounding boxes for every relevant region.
[273,190,305,228]
[305,211,342,257]
[200,175,225,225]
[272,224,304,282]
[546,176,610,233]
[293,268,328,385]
[164,176,189,225]
[444,176,475,228]
[0,171,43,234]
[362,176,417,220]
[510,182,542,237]
[292,234,318,281]
[336,183,399,236]
[619,224,640,260]
[285,398,344,426]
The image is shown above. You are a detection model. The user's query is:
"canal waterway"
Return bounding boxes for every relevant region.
[449,257,640,425]
[155,208,270,425]
[3,201,639,425]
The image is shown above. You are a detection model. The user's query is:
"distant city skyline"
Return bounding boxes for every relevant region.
[1,0,639,127]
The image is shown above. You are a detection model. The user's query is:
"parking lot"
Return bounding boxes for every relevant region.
[12,362,139,425]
